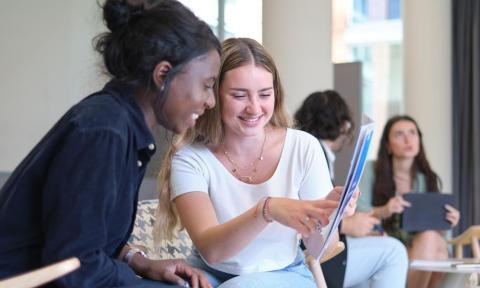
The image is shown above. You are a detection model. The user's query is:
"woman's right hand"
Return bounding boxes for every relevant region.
[267,197,338,237]
[382,195,411,218]
[132,257,212,288]
[341,211,381,237]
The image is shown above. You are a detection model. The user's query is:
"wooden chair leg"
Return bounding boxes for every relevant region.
[306,254,327,288]
[472,236,480,260]
[455,244,464,259]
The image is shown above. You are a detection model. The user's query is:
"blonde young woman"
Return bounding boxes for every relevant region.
[358,115,461,288]
[155,38,358,288]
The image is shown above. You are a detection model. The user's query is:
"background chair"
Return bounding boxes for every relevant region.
[449,225,480,259]
[0,257,80,288]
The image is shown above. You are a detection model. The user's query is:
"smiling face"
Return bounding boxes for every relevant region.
[387,119,420,160]
[159,49,220,133]
[219,63,275,137]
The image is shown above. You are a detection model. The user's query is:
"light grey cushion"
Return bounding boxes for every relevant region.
[138,177,157,201]
[129,199,192,260]
[0,172,10,189]
[0,172,11,196]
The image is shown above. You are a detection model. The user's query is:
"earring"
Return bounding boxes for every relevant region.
[160,84,165,92]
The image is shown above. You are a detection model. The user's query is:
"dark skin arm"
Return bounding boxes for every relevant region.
[119,245,212,288]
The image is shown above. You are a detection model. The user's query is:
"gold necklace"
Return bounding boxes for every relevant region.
[223,131,267,183]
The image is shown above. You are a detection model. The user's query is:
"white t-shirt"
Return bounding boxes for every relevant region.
[170,128,333,275]
[320,140,336,179]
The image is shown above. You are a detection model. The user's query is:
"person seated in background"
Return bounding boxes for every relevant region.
[0,0,220,287]
[154,38,358,288]
[357,115,461,288]
[295,90,408,288]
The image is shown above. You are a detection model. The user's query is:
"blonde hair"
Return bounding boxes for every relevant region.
[154,38,291,242]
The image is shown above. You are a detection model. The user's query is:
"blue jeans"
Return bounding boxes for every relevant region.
[186,249,316,288]
[344,236,408,288]
[117,279,182,287]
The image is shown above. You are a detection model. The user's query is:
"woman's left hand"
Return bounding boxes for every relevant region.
[325,186,359,218]
[445,204,460,227]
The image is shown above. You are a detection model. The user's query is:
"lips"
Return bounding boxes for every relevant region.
[236,115,263,128]
[191,109,206,120]
[239,115,263,122]
[185,111,203,129]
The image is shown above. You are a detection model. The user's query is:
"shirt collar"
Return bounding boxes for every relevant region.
[103,81,155,153]
[320,140,336,167]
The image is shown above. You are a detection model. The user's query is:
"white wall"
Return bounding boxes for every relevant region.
[403,0,452,192]
[262,0,333,116]
[0,1,106,171]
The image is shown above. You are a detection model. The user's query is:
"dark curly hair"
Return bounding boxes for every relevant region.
[294,90,353,140]
[94,0,220,91]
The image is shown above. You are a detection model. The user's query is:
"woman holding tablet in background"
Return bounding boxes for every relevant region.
[357,115,460,288]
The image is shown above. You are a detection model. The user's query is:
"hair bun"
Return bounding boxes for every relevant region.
[103,0,145,32]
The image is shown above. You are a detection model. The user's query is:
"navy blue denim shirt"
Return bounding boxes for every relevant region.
[0,81,156,287]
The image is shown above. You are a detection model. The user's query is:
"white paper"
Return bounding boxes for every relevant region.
[410,260,464,268]
[303,115,375,260]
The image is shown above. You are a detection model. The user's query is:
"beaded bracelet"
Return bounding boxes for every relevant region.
[262,197,273,223]
[123,246,147,265]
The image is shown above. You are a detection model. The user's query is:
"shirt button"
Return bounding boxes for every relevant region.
[137,160,142,168]
[148,143,155,151]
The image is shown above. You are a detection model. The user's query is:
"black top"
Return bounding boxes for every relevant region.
[0,81,156,287]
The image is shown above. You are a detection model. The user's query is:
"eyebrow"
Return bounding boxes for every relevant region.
[228,87,273,92]
[259,87,274,92]
[394,129,416,134]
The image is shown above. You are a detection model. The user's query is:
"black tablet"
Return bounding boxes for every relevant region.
[401,193,455,232]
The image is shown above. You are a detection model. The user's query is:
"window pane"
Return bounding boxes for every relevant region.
[333,0,403,157]
[179,0,262,43]
[224,0,262,43]
[179,0,219,36]
[388,0,401,19]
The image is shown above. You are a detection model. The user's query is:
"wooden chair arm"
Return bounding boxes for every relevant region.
[0,257,80,288]
[320,241,345,263]
[305,241,346,288]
